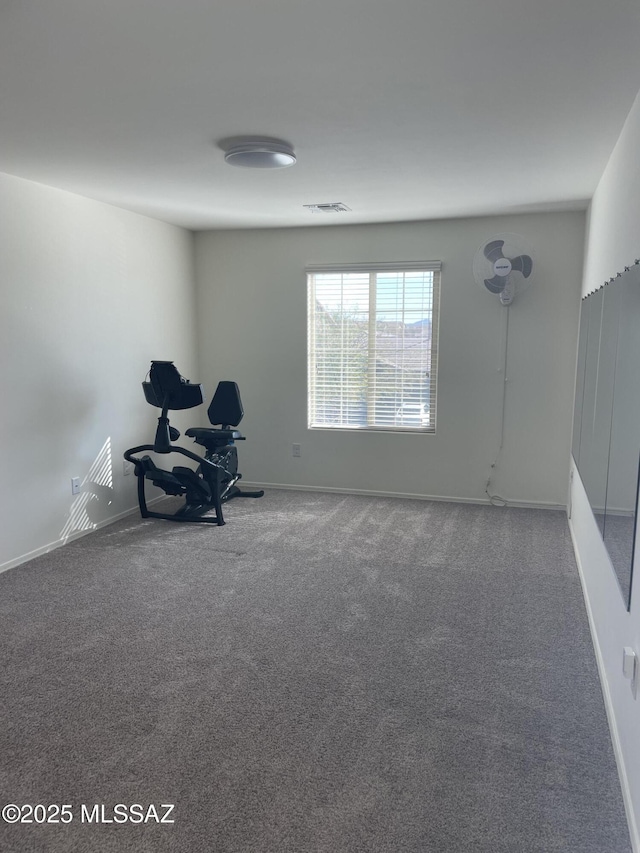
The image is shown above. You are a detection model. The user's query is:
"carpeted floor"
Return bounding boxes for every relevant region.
[0,490,632,852]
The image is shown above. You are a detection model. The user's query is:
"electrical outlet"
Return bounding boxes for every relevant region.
[71,477,81,495]
[292,443,301,458]
[123,459,134,476]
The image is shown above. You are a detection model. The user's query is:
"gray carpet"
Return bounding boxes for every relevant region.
[0,490,631,853]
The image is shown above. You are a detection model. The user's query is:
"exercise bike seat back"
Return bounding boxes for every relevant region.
[209,381,243,426]
[185,381,246,453]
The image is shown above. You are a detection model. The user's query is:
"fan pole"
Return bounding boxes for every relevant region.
[486,304,510,505]
[497,303,510,453]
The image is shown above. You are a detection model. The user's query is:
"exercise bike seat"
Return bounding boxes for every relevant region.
[186,426,242,444]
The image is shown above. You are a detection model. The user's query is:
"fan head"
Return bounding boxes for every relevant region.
[473,233,533,305]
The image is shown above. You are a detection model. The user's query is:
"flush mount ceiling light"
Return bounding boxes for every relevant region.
[223,137,296,169]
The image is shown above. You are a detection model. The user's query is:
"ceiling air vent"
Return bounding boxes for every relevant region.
[303,202,351,214]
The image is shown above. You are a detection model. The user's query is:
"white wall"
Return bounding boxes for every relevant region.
[570,87,640,850]
[194,211,584,507]
[0,172,197,571]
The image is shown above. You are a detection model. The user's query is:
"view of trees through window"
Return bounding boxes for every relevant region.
[308,268,439,431]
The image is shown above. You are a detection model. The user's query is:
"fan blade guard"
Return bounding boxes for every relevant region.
[473,233,533,303]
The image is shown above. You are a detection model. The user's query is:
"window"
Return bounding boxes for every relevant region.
[307,261,440,432]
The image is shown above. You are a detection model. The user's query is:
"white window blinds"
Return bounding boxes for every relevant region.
[307,262,441,432]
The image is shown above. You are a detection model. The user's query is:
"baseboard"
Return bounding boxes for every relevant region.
[567,516,640,853]
[0,497,161,576]
[242,481,567,511]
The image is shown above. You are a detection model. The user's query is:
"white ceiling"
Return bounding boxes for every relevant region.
[2,0,640,231]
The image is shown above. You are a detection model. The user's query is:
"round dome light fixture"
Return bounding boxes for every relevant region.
[223,137,296,169]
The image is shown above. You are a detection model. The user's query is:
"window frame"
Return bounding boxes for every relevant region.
[307,261,441,434]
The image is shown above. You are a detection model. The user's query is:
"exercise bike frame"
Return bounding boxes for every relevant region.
[124,442,230,525]
[124,362,263,526]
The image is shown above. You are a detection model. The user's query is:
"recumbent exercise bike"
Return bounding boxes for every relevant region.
[124,361,263,525]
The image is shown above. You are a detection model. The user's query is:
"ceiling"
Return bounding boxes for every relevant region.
[2,0,640,231]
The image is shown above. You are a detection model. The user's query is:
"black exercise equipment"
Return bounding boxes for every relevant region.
[124,361,263,525]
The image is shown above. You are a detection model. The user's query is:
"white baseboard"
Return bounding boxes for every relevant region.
[242,481,567,511]
[567,516,639,853]
[0,498,162,576]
